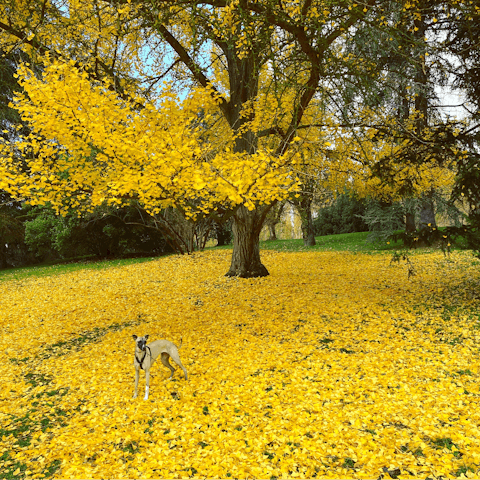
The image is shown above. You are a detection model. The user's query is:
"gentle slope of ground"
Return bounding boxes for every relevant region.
[1,245,479,479]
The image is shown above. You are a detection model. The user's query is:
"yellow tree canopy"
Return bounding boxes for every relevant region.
[0,59,300,217]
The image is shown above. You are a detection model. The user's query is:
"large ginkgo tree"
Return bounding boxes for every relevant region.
[0,0,379,277]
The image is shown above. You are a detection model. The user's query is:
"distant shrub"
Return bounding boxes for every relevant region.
[24,213,59,261]
[24,205,172,261]
[313,193,368,236]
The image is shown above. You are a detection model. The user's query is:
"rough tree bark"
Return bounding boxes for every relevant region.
[405,212,416,233]
[226,205,271,277]
[268,224,277,241]
[413,4,437,234]
[301,205,316,246]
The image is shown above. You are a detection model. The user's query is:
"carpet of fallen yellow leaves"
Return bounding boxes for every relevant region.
[1,250,480,479]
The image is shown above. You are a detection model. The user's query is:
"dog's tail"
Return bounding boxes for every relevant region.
[178,337,183,349]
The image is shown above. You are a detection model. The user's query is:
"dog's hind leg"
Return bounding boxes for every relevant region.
[161,352,176,379]
[169,350,188,381]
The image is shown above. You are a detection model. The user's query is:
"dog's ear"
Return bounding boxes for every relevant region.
[144,334,149,340]
[132,335,138,341]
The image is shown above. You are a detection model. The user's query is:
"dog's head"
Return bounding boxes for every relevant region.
[132,334,149,351]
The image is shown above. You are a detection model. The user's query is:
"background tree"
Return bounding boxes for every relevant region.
[364,0,479,251]
[313,192,368,237]
[263,201,286,242]
[319,0,467,248]
[0,48,35,268]
[443,0,480,254]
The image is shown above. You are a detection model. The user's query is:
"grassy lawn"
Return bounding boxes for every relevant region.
[0,256,161,283]
[260,231,402,252]
[0,235,479,479]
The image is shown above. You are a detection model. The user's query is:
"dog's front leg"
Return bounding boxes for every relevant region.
[133,367,140,399]
[144,368,150,400]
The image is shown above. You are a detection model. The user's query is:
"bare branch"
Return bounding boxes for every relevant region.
[0,20,144,109]
[154,24,229,116]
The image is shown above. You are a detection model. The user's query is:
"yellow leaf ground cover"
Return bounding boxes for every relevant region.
[0,250,480,479]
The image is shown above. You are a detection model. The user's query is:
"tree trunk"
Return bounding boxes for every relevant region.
[418,192,436,230]
[405,212,416,233]
[414,1,429,132]
[268,224,277,241]
[0,243,8,269]
[413,5,436,236]
[295,196,316,246]
[223,42,269,277]
[226,205,269,278]
[264,200,284,241]
[303,222,316,246]
[302,214,316,246]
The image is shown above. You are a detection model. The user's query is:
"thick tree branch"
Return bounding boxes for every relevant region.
[268,0,378,155]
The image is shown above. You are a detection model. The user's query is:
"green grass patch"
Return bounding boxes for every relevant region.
[258,228,469,254]
[0,451,28,480]
[0,255,161,282]
[210,231,403,253]
[39,318,142,359]
[455,465,475,477]
[259,231,403,253]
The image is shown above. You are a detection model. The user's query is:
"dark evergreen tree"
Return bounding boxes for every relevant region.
[313,193,368,236]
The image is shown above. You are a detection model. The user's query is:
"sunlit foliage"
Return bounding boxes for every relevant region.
[1,249,480,479]
[0,59,299,217]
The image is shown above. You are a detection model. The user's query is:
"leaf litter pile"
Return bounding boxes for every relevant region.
[1,250,480,479]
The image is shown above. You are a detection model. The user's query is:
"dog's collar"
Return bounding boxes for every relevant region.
[135,346,151,370]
